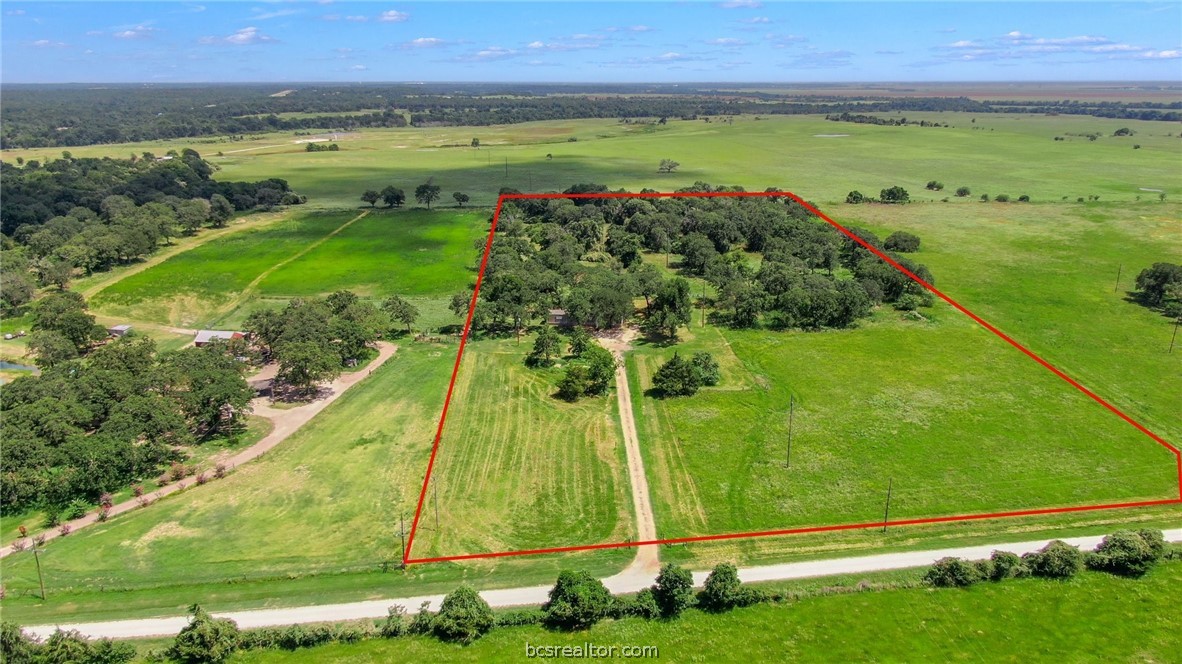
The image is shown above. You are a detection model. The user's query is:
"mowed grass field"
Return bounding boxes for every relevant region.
[230,561,1182,664]
[629,201,1181,567]
[88,208,487,329]
[6,113,1179,210]
[0,343,632,624]
[414,336,633,559]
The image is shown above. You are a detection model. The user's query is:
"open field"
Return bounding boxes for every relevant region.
[227,559,1182,663]
[5,114,1179,211]
[87,208,486,329]
[415,335,633,559]
[627,201,1181,567]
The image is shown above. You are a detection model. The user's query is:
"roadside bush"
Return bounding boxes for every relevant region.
[543,570,614,630]
[652,563,696,618]
[238,627,284,650]
[35,628,136,664]
[168,605,241,663]
[697,562,763,611]
[955,186,971,197]
[988,550,1026,580]
[1024,540,1083,579]
[378,605,408,638]
[883,231,921,253]
[894,293,924,312]
[0,622,36,663]
[652,353,702,397]
[335,621,372,644]
[495,609,545,628]
[845,190,865,204]
[408,601,436,635]
[433,585,495,644]
[1086,529,1166,577]
[924,557,982,587]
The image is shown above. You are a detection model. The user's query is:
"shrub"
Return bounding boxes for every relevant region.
[42,511,60,528]
[652,563,695,618]
[33,534,46,547]
[132,484,145,497]
[925,180,944,191]
[879,186,910,204]
[238,627,284,650]
[336,621,372,644]
[58,524,72,537]
[988,550,1026,580]
[99,492,114,508]
[994,194,1010,203]
[652,353,702,397]
[543,570,614,630]
[96,506,111,522]
[495,609,545,627]
[214,463,228,479]
[699,562,745,612]
[10,539,27,552]
[40,629,133,664]
[379,605,408,638]
[195,473,209,486]
[883,231,921,253]
[624,588,661,619]
[691,352,720,386]
[955,186,971,197]
[0,622,36,663]
[845,190,865,204]
[980,194,989,202]
[1086,529,1166,577]
[1024,540,1083,579]
[433,585,495,644]
[1017,194,1030,202]
[169,462,187,482]
[924,557,982,587]
[168,604,241,663]
[17,525,27,538]
[894,293,924,312]
[408,601,436,635]
[157,474,171,487]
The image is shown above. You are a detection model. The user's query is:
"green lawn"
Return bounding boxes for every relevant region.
[416,335,633,559]
[226,560,1182,663]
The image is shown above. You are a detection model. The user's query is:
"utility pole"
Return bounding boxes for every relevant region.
[399,513,407,567]
[31,540,46,600]
[1170,318,1180,354]
[1114,264,1122,293]
[881,478,893,534]
[786,394,795,468]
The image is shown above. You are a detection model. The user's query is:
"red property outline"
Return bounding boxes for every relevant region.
[403,191,1182,565]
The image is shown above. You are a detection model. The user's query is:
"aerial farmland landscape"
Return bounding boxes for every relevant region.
[1,1,1180,662]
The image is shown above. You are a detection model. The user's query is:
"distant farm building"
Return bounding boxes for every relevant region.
[194,330,245,347]
[108,324,132,337]
[547,309,574,327]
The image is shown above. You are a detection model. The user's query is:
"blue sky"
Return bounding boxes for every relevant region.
[3,1,1180,83]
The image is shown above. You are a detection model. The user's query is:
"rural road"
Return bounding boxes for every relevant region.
[26,528,1182,639]
[0,342,397,559]
[596,329,661,581]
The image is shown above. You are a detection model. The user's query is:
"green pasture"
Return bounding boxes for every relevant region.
[87,209,486,329]
[629,202,1181,567]
[417,335,633,559]
[228,560,1182,664]
[5,114,1179,210]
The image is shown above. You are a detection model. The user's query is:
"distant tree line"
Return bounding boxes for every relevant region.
[1,291,253,516]
[825,113,949,127]
[5,84,1175,149]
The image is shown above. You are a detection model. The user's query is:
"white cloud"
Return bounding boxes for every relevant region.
[31,39,68,48]
[252,8,302,20]
[402,37,447,48]
[460,46,518,61]
[321,14,340,21]
[199,26,276,46]
[349,64,367,70]
[86,30,104,36]
[788,50,854,68]
[6,8,27,15]
[1085,43,1142,53]
[1140,49,1181,59]
[875,49,903,55]
[740,17,771,24]
[1004,31,1032,40]
[766,33,806,48]
[527,41,545,49]
[948,40,981,48]
[719,0,761,8]
[628,25,652,32]
[378,10,409,23]
[345,15,368,22]
[708,38,747,46]
[113,25,156,40]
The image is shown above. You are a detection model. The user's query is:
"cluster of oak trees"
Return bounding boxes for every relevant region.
[1134,262,1182,317]
[2,293,254,514]
[463,183,932,339]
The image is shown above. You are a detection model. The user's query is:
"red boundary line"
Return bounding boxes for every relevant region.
[403,191,1182,565]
